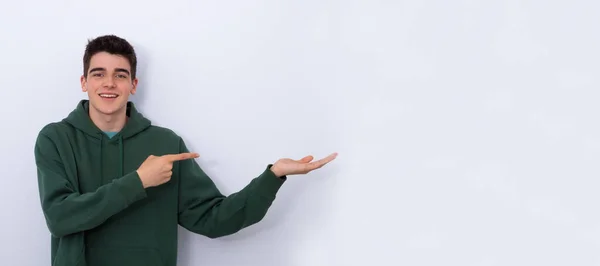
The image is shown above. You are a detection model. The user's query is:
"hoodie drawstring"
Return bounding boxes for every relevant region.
[99,133,104,186]
[118,135,124,176]
[97,133,125,184]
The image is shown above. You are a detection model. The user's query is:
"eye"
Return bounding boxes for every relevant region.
[117,74,128,79]
[92,73,103,77]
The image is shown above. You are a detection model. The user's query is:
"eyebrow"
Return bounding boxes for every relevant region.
[89,67,131,75]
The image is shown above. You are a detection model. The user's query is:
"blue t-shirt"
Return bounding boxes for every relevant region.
[104,132,118,139]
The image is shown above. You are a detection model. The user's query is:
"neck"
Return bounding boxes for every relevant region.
[89,107,128,132]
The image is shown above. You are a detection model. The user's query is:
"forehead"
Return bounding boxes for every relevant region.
[89,52,131,71]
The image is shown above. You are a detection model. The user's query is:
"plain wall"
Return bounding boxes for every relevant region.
[2,0,600,265]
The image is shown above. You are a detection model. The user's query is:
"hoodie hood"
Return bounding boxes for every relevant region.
[62,99,151,177]
[63,99,151,140]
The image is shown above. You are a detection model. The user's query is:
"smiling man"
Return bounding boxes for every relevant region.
[34,35,337,266]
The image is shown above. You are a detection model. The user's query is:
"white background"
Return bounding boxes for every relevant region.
[1,0,600,265]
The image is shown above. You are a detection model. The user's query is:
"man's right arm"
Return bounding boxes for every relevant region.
[34,132,147,238]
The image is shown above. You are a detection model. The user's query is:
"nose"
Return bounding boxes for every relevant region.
[103,76,116,87]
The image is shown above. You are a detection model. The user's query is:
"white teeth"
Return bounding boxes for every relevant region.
[99,94,117,98]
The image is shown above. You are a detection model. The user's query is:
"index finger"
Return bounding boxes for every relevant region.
[162,152,200,162]
[307,152,338,169]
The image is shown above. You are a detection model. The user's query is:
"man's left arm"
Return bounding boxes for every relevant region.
[176,138,286,239]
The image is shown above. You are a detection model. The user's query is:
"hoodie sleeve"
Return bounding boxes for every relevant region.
[176,138,286,238]
[35,132,147,238]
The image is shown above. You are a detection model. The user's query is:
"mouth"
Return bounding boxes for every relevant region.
[99,93,119,99]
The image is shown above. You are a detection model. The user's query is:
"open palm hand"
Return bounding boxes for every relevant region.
[270,152,338,177]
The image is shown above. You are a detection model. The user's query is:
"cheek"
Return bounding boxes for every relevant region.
[85,81,99,91]
[87,87,99,94]
[119,84,134,94]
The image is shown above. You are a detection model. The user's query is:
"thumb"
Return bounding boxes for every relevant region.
[298,155,314,163]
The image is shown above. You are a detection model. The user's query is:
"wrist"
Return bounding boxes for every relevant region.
[136,170,148,188]
[269,164,284,178]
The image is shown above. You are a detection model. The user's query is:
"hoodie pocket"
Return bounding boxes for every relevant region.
[87,246,164,266]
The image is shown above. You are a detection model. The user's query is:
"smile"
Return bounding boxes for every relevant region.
[99,93,118,98]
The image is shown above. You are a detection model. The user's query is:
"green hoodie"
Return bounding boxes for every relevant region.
[34,100,286,266]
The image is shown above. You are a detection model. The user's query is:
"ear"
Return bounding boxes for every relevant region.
[80,75,87,92]
[130,78,139,95]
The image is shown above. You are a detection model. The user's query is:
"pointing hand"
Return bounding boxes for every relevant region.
[137,152,199,188]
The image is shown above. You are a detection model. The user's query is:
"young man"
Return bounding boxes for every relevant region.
[34,35,337,266]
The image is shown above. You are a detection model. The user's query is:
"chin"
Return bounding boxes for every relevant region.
[90,100,126,116]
